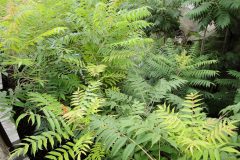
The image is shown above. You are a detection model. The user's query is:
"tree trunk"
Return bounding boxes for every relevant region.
[201,27,207,53]
[223,28,229,53]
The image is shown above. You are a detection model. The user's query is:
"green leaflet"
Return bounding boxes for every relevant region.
[122,143,136,160]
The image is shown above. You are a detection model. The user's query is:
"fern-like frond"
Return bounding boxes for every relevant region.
[87,64,106,77]
[28,92,63,114]
[156,93,239,159]
[188,79,215,88]
[219,0,240,9]
[45,142,75,160]
[91,116,154,160]
[64,81,104,125]
[122,6,151,22]
[125,40,218,108]
[184,0,238,30]
[186,2,212,19]
[45,133,94,160]
[27,27,68,47]
[85,143,105,160]
[228,70,240,79]
[10,131,64,159]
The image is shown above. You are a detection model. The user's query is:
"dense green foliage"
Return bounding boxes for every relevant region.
[127,0,181,36]
[0,0,240,160]
[183,0,240,30]
[218,70,240,121]
[0,0,152,100]
[124,40,218,108]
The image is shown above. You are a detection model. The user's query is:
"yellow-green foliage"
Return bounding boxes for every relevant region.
[157,93,239,159]
[91,93,239,160]
[10,82,105,160]
[0,0,153,102]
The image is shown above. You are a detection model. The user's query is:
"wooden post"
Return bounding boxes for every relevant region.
[0,74,29,160]
[0,134,9,160]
